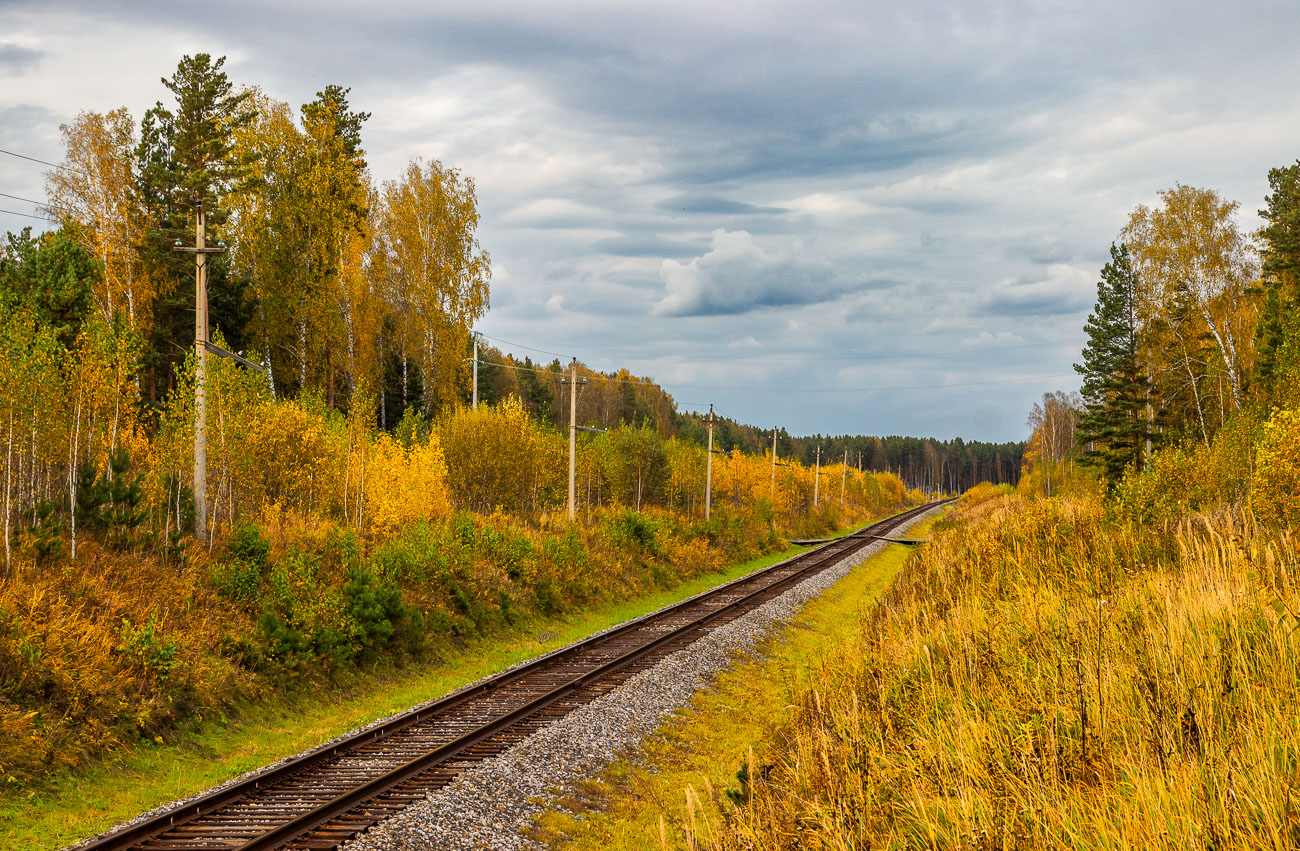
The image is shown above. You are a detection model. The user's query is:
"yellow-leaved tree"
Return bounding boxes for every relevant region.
[46,108,154,332]
[374,159,491,413]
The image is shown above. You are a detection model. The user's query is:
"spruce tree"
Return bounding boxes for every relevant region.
[1074,243,1150,484]
[1256,161,1300,400]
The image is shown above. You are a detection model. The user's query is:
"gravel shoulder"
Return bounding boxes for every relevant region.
[343,508,939,851]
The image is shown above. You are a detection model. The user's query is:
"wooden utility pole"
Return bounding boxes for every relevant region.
[841,449,848,507]
[195,208,208,540]
[173,206,226,540]
[705,405,714,520]
[567,357,577,521]
[472,338,478,410]
[814,445,821,507]
[770,428,777,500]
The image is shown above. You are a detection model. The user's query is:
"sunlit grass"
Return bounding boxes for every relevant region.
[692,491,1300,849]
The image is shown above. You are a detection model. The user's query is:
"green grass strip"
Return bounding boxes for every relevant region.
[533,513,943,850]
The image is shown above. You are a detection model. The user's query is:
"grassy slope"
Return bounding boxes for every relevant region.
[0,538,829,850]
[532,513,943,850]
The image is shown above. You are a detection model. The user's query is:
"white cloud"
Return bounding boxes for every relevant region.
[655,229,842,316]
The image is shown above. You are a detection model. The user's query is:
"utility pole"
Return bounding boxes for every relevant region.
[705,405,714,520]
[770,428,777,500]
[841,448,848,507]
[814,445,821,507]
[173,205,226,541]
[472,338,479,410]
[568,357,577,521]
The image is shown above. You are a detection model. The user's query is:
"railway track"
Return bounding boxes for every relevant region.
[75,500,948,851]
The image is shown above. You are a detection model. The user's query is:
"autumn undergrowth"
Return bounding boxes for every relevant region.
[0,532,863,850]
[666,483,1300,850]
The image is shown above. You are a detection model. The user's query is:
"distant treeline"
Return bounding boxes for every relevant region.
[469,340,1024,494]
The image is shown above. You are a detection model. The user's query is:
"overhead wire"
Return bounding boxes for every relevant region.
[0,190,49,207]
[477,348,1074,394]
[0,146,88,178]
[478,331,1069,363]
[0,206,54,222]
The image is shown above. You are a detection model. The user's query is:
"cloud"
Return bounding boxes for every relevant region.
[0,44,42,75]
[655,194,789,215]
[593,235,699,257]
[655,229,844,316]
[978,265,1095,317]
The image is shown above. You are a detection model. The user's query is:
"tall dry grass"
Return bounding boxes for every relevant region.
[694,488,1300,849]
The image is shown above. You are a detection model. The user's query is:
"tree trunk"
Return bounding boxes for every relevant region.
[69,388,82,561]
[1200,306,1242,409]
[5,409,13,577]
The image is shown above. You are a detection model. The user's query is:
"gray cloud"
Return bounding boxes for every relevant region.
[656,195,789,215]
[0,44,42,74]
[655,229,847,316]
[593,235,700,257]
[978,266,1096,317]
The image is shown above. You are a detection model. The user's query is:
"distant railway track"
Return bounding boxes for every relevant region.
[76,500,950,851]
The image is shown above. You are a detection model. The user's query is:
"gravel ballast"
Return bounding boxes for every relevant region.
[343,508,938,851]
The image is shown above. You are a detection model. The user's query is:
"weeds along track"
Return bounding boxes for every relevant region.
[75,501,948,851]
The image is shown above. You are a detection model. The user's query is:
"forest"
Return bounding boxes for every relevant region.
[0,54,935,794]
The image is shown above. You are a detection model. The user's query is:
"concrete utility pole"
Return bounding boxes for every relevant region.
[841,449,848,507]
[705,405,714,520]
[567,357,577,521]
[814,445,821,507]
[173,206,226,540]
[472,338,478,410]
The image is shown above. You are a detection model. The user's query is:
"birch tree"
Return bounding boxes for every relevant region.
[374,159,490,413]
[1122,185,1258,412]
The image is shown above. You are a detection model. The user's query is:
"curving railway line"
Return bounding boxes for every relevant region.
[75,500,949,851]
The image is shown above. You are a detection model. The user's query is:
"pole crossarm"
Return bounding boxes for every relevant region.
[574,426,607,434]
[204,341,265,373]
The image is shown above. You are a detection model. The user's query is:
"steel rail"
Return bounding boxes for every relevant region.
[75,500,948,851]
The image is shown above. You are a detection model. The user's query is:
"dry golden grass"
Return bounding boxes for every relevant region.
[693,490,1300,850]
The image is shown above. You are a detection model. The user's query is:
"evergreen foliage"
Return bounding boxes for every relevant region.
[0,225,99,348]
[137,53,259,401]
[1256,161,1300,400]
[1074,244,1150,483]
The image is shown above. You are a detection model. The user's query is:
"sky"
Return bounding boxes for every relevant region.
[2,0,1298,443]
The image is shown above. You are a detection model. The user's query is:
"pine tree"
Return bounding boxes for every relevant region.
[1074,243,1150,484]
[136,54,258,400]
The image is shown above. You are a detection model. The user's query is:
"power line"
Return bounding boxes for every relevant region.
[0,206,54,222]
[483,354,664,387]
[479,351,1073,394]
[478,333,566,359]
[668,373,1078,394]
[0,147,88,178]
[480,331,1070,363]
[0,191,47,207]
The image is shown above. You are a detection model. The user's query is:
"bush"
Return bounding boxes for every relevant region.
[1255,407,1300,527]
[344,568,406,654]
